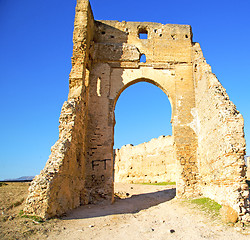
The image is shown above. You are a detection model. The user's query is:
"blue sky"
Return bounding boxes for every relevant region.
[0,0,249,179]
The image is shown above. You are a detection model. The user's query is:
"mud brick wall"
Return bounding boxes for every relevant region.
[114,136,176,183]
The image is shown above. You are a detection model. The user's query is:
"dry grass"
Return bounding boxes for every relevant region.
[138,181,176,185]
[0,182,60,240]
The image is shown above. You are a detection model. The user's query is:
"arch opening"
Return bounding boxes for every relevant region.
[113,81,176,200]
[114,81,172,149]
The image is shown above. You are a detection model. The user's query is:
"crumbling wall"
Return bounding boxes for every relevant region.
[114,135,176,183]
[246,156,250,179]
[193,43,250,221]
[24,0,95,218]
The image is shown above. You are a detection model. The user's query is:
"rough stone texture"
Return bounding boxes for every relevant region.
[192,43,249,220]
[24,0,249,221]
[114,136,176,183]
[246,156,250,179]
[24,0,95,218]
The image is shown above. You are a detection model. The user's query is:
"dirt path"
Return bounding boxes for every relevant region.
[1,182,249,239]
[47,183,249,240]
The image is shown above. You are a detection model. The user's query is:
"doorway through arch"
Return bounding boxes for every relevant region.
[114,81,172,148]
[113,81,176,186]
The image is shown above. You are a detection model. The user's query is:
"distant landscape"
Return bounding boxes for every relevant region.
[1,176,34,182]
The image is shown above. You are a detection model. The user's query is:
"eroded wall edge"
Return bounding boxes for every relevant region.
[24,0,94,219]
[192,43,250,221]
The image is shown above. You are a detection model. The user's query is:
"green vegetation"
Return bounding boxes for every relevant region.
[19,210,44,223]
[190,197,222,217]
[138,181,176,186]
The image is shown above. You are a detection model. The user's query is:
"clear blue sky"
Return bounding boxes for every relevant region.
[0,0,249,180]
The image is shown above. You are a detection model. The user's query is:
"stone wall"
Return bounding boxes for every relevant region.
[193,43,249,221]
[246,156,250,179]
[24,0,95,218]
[114,135,176,183]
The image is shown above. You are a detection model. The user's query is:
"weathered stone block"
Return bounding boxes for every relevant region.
[220,205,238,223]
[114,135,176,183]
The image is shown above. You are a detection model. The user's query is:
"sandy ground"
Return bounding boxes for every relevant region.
[0,182,249,239]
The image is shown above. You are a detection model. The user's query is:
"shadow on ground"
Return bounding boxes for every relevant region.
[63,188,176,220]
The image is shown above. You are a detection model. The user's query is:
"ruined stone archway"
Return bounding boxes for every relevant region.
[113,79,174,186]
[113,81,174,184]
[24,0,249,222]
[83,59,198,203]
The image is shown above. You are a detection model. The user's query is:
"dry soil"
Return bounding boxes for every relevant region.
[0,182,249,239]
